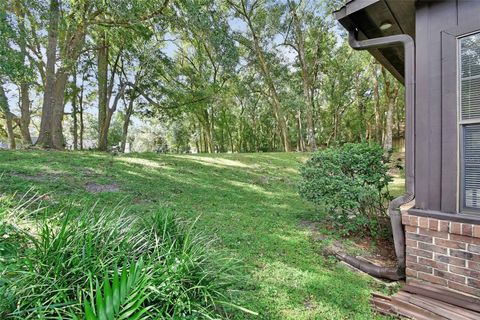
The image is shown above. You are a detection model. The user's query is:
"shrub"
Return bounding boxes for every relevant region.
[0,198,245,319]
[299,143,392,239]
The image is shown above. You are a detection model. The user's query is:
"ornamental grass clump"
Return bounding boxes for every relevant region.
[0,195,245,319]
[299,143,393,239]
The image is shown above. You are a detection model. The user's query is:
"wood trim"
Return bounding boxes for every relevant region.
[441,30,458,213]
[408,208,480,224]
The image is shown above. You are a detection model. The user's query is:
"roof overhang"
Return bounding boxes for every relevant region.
[334,0,415,83]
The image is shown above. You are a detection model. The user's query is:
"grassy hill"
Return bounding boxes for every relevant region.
[0,151,390,319]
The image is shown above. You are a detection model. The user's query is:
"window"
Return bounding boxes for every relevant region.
[460,32,480,212]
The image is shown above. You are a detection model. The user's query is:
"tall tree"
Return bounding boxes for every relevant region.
[382,67,400,153]
[228,0,291,151]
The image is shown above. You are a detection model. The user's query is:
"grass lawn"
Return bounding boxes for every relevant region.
[0,150,396,319]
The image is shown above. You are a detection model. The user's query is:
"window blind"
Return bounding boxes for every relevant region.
[464,125,480,209]
[460,33,480,211]
[461,34,480,120]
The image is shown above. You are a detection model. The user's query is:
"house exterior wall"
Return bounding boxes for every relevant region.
[414,0,480,214]
[406,1,480,295]
[402,210,480,296]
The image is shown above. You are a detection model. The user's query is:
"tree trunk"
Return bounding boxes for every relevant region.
[79,77,85,150]
[50,68,68,148]
[289,1,316,151]
[297,109,305,151]
[382,68,399,153]
[373,68,382,144]
[0,85,16,149]
[37,0,85,149]
[19,82,32,146]
[99,83,127,151]
[97,32,109,150]
[121,95,136,153]
[37,0,59,148]
[240,2,290,151]
[72,72,78,150]
[16,2,32,146]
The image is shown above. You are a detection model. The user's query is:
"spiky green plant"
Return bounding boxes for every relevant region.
[0,198,245,319]
[82,259,150,320]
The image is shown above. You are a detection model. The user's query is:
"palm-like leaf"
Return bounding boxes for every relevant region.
[83,259,150,320]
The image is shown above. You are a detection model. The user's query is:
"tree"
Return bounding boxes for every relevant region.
[382,67,400,153]
[228,0,291,151]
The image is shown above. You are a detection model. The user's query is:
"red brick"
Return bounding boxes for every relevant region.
[451,222,462,235]
[474,225,480,238]
[468,261,480,271]
[449,250,480,262]
[434,254,466,267]
[406,239,418,248]
[406,268,417,278]
[407,247,433,259]
[449,266,480,279]
[418,242,447,254]
[450,249,475,260]
[462,224,473,237]
[402,214,410,225]
[409,215,419,227]
[439,220,449,232]
[434,269,466,284]
[418,257,448,271]
[419,228,449,239]
[406,232,432,243]
[417,271,448,286]
[468,278,480,289]
[448,281,480,297]
[419,217,429,229]
[406,254,418,263]
[409,216,418,227]
[468,244,480,254]
[429,219,439,231]
[434,238,467,250]
[407,261,432,274]
[451,234,480,245]
[405,226,418,233]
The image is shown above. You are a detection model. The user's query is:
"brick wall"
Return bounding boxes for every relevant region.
[402,213,480,297]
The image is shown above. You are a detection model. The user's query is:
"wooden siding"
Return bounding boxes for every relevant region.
[415,0,480,213]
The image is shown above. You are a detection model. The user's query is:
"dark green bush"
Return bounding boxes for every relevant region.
[299,143,392,239]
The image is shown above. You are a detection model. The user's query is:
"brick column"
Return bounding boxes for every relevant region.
[402,213,480,296]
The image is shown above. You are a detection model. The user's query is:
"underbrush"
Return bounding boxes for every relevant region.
[0,193,247,319]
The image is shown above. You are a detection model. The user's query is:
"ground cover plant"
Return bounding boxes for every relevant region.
[0,195,242,319]
[0,150,397,319]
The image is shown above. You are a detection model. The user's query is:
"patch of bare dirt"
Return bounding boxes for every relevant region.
[85,182,120,193]
[300,220,397,268]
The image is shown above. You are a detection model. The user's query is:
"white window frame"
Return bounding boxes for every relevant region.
[458,31,480,214]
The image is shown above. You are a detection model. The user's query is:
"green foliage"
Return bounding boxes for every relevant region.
[0,201,240,319]
[0,151,395,319]
[299,143,393,238]
[83,259,150,320]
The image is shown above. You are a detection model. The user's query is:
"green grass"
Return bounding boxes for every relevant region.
[0,150,397,319]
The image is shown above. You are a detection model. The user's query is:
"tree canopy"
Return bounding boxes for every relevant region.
[0,0,404,153]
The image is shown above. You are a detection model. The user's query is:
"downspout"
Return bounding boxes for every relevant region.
[336,30,415,280]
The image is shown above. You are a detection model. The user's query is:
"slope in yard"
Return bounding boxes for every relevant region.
[0,151,389,319]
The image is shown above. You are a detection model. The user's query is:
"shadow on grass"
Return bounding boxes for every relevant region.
[0,150,384,319]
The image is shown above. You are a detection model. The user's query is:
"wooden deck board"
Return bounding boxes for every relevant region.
[372,282,480,319]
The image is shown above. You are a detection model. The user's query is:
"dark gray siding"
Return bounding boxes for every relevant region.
[415,0,480,213]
